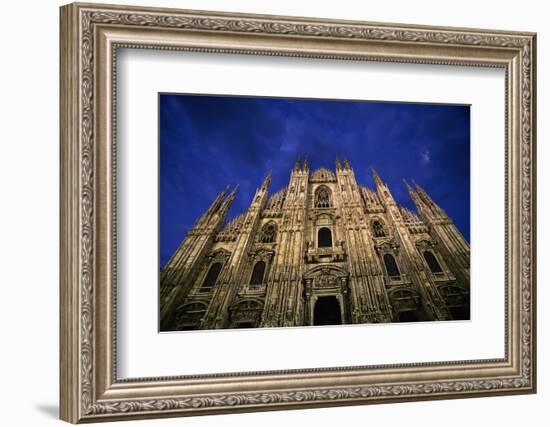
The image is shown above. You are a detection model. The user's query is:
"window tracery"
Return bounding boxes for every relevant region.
[260,223,277,243]
[372,220,386,237]
[315,187,332,208]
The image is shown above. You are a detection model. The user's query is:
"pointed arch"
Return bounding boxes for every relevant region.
[260,222,277,243]
[423,251,443,273]
[315,185,332,208]
[372,219,386,237]
[383,253,400,277]
[202,262,222,289]
[250,261,266,285]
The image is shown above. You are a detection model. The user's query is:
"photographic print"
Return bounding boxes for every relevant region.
[159,94,471,332]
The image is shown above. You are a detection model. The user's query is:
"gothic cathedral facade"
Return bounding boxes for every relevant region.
[160,159,470,331]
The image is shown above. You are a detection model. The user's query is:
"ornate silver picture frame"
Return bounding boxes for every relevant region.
[60,2,536,423]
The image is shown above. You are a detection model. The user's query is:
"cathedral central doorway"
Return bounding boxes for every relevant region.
[313,296,342,326]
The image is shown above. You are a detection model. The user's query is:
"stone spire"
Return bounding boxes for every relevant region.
[370,167,397,208]
[404,179,424,212]
[218,184,239,219]
[335,156,342,170]
[343,157,351,170]
[294,158,302,171]
[261,170,272,191]
[413,180,447,218]
[302,157,309,171]
[193,184,230,229]
[370,166,384,188]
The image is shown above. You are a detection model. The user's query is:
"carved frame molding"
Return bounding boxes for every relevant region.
[60,2,536,423]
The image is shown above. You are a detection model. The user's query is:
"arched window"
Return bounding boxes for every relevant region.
[315,187,331,208]
[423,251,443,273]
[260,223,277,243]
[250,261,266,285]
[383,254,400,277]
[318,227,333,248]
[372,220,386,237]
[202,262,222,289]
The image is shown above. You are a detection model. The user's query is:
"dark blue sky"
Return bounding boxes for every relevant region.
[159,94,470,268]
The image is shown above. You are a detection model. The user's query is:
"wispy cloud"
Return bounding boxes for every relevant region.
[420,148,431,165]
